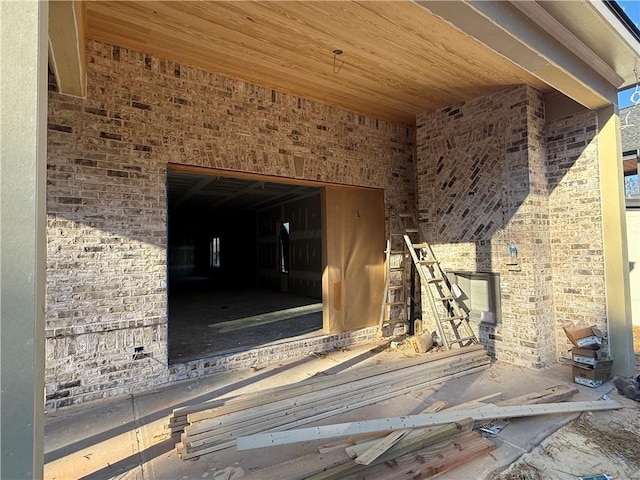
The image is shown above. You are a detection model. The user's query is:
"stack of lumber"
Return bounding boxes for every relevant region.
[237,385,614,480]
[167,344,490,460]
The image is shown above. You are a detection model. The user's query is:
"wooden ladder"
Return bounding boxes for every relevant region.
[381,211,478,350]
[378,212,415,337]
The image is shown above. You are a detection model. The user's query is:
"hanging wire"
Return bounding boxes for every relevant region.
[332,49,344,74]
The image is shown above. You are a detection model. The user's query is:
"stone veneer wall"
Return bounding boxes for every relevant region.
[546,110,606,361]
[416,85,557,368]
[46,40,415,409]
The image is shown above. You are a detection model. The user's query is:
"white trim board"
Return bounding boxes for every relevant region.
[236,401,621,450]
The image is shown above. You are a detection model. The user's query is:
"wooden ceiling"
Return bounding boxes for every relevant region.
[85,1,551,125]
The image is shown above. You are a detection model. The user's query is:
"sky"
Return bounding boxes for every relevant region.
[617,0,640,109]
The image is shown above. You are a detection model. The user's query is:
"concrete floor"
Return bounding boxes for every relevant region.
[44,340,616,480]
[168,286,323,363]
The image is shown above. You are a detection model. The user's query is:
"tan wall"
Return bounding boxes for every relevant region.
[627,208,640,328]
[45,40,415,409]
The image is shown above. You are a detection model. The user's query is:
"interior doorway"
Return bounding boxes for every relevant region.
[166,168,324,363]
[166,166,386,364]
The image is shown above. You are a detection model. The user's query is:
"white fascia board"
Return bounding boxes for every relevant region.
[415,0,618,108]
[48,0,86,98]
[589,0,640,56]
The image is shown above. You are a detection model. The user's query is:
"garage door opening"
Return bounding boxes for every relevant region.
[167,168,324,364]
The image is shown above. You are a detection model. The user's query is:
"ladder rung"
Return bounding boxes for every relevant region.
[426,277,443,283]
[389,267,405,272]
[419,260,437,265]
[412,243,428,249]
[436,295,453,301]
[390,250,405,254]
[449,337,476,345]
[404,228,419,233]
[443,316,465,322]
[388,285,404,291]
[399,213,413,218]
[386,301,405,307]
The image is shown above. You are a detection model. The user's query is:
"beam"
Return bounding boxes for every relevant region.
[597,105,635,377]
[0,0,48,477]
[250,187,318,210]
[48,0,86,97]
[415,0,618,108]
[175,176,215,207]
[208,181,265,209]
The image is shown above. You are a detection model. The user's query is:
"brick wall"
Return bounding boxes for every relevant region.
[546,110,606,361]
[416,85,598,368]
[46,40,415,409]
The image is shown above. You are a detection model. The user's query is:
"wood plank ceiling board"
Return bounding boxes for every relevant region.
[85,1,550,125]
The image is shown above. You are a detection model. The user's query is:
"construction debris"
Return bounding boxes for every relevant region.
[159,340,624,480]
[563,324,612,387]
[563,325,604,349]
[613,375,640,401]
[167,345,490,460]
[237,385,610,479]
[407,331,435,354]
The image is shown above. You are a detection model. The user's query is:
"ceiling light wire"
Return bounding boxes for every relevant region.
[332,49,344,74]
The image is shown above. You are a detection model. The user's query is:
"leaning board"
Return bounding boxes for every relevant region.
[236,400,621,450]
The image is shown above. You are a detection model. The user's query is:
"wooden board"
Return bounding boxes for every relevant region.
[185,351,488,436]
[333,432,495,480]
[322,186,385,333]
[345,394,500,460]
[236,401,622,450]
[308,418,475,480]
[178,363,491,459]
[497,385,578,406]
[182,344,486,425]
[85,1,548,125]
[353,400,446,465]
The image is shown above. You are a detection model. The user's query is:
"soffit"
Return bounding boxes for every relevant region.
[84,0,550,125]
[537,1,640,89]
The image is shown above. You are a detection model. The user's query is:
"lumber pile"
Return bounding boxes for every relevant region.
[237,385,614,480]
[165,344,490,460]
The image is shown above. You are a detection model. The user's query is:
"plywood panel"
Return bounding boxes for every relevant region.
[323,187,384,333]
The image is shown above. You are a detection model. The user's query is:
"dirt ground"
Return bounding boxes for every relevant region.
[492,326,640,480]
[493,325,640,480]
[492,387,640,480]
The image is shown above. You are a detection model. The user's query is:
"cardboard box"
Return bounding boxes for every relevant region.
[571,347,603,366]
[563,325,603,349]
[572,359,613,388]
